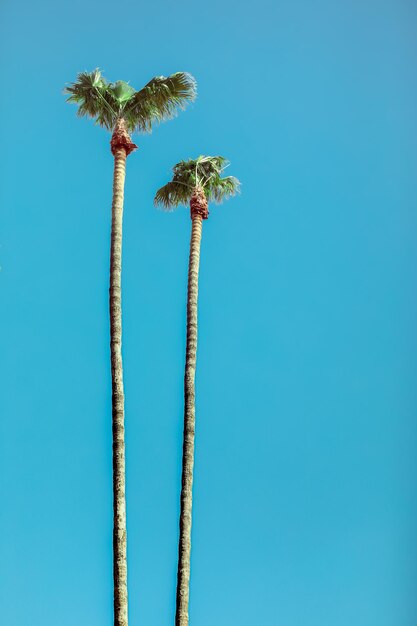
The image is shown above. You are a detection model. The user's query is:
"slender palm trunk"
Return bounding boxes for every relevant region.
[176,199,205,626]
[110,119,136,626]
[110,145,128,626]
[109,119,137,626]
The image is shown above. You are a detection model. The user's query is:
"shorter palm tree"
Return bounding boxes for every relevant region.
[155,156,240,626]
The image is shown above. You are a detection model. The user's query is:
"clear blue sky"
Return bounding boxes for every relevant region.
[1,0,417,624]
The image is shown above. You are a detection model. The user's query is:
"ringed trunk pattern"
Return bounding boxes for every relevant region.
[110,119,136,626]
[176,189,208,626]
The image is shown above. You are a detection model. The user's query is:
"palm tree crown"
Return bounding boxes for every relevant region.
[154,155,240,212]
[64,68,197,134]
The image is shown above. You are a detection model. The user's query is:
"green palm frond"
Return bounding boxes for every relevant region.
[109,80,136,105]
[64,69,119,130]
[154,155,240,210]
[154,181,193,210]
[124,72,197,132]
[208,175,241,203]
[65,70,196,134]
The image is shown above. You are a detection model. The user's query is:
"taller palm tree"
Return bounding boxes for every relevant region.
[65,69,196,626]
[155,156,240,626]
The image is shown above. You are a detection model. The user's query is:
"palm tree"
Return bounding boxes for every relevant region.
[65,69,196,626]
[155,156,240,626]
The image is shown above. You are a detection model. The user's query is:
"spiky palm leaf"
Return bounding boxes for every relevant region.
[154,155,240,209]
[65,69,196,132]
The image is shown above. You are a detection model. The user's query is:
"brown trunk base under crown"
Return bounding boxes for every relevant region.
[190,188,209,220]
[111,118,138,156]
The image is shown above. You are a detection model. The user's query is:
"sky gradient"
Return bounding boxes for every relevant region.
[1,0,417,624]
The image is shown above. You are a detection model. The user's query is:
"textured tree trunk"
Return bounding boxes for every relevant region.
[110,120,136,626]
[176,189,207,626]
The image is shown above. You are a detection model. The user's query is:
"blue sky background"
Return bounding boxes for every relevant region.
[1,0,417,624]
